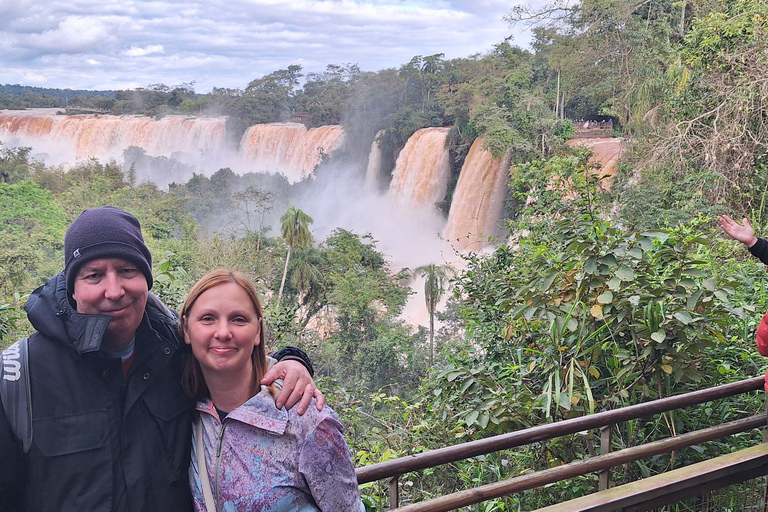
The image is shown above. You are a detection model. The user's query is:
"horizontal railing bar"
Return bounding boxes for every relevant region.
[356,376,764,484]
[389,414,766,512]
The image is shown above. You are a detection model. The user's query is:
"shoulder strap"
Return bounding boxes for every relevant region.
[195,415,218,512]
[0,337,32,453]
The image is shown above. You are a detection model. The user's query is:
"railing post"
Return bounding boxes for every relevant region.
[389,475,399,509]
[598,424,613,491]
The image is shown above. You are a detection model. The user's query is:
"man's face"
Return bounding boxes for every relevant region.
[72,257,149,349]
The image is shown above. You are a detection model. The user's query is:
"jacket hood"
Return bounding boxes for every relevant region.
[25,272,180,354]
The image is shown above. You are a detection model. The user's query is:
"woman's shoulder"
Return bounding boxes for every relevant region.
[286,399,342,431]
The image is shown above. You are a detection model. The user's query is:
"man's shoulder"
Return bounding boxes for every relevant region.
[144,294,181,345]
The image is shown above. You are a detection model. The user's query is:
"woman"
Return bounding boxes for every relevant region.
[181,269,364,511]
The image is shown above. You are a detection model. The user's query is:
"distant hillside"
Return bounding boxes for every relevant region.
[0,84,116,99]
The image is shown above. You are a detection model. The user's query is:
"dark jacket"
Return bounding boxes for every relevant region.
[750,237,768,266]
[0,272,195,512]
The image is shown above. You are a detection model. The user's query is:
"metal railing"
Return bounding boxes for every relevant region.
[355,376,766,511]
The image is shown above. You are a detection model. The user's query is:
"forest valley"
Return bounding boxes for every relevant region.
[2,0,768,509]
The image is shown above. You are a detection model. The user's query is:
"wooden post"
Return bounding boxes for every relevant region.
[390,475,400,509]
[599,424,612,491]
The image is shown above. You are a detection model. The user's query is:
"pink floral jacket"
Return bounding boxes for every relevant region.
[189,387,364,511]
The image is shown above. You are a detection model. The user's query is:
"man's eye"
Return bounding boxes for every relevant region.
[120,268,139,276]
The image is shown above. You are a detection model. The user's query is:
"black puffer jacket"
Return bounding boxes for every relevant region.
[0,272,195,512]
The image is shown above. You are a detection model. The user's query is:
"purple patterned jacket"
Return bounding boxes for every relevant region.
[189,388,365,512]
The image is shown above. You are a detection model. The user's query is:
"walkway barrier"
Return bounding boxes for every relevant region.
[355,376,766,511]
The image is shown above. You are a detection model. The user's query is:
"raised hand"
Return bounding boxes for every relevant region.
[718,215,758,247]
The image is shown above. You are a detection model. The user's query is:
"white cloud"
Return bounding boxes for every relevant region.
[0,0,535,92]
[125,44,164,57]
[21,16,116,53]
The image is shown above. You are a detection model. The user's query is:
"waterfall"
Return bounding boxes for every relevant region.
[364,130,385,193]
[443,137,510,251]
[387,127,451,210]
[0,111,346,183]
[239,123,344,182]
[0,109,228,165]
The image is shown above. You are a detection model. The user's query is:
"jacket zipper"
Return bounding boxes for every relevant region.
[214,421,227,510]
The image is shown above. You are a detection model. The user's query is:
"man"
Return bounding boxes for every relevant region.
[0,206,320,512]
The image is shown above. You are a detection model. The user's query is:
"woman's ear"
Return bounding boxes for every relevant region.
[254,316,262,347]
[182,316,191,345]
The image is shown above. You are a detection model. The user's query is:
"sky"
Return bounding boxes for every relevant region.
[0,0,539,94]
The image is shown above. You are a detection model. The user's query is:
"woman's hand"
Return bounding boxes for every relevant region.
[262,360,325,414]
[718,215,758,247]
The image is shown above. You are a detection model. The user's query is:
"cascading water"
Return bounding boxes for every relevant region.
[239,123,344,182]
[0,109,229,165]
[387,127,451,210]
[443,137,510,251]
[0,111,345,184]
[364,129,385,193]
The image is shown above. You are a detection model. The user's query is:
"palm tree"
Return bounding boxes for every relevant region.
[277,207,313,305]
[289,246,324,301]
[413,263,454,366]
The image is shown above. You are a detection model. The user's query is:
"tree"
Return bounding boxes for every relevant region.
[230,186,274,251]
[412,264,454,365]
[242,65,303,125]
[277,207,314,305]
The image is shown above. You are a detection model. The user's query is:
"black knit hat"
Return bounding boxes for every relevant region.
[64,206,153,294]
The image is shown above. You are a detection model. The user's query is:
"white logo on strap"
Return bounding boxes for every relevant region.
[2,343,21,381]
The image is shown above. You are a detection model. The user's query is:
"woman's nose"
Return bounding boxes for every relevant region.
[214,321,232,339]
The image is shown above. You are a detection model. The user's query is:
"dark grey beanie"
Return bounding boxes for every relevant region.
[64,206,153,294]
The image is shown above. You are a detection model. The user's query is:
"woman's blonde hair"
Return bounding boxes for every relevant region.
[180,269,268,400]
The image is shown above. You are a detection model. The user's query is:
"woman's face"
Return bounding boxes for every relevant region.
[183,281,261,378]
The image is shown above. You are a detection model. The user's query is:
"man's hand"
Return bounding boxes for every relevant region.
[262,360,325,414]
[718,215,758,247]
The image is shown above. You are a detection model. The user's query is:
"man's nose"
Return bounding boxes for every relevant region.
[103,273,126,299]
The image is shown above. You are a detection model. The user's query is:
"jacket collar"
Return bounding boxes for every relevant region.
[197,387,288,435]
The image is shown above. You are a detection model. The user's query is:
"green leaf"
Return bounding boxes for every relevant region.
[642,231,670,242]
[600,254,618,267]
[703,278,717,291]
[674,311,693,324]
[628,247,644,259]
[651,331,666,343]
[465,410,479,427]
[597,291,614,304]
[615,266,635,281]
[607,277,622,290]
[584,257,597,274]
[687,289,704,310]
[679,277,696,288]
[637,237,654,251]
